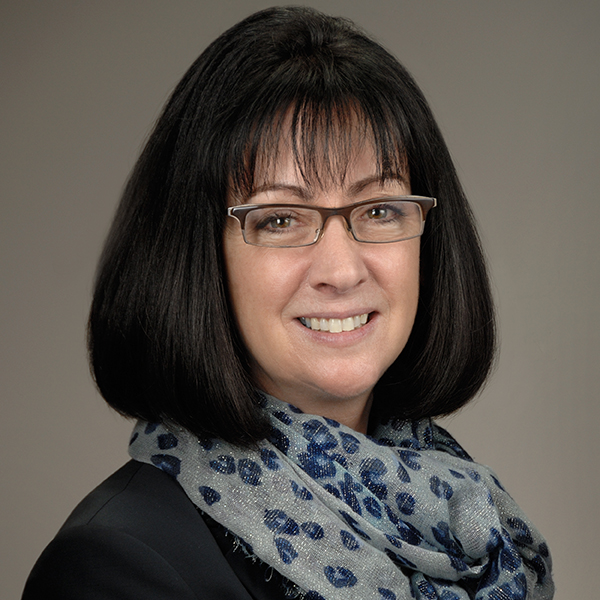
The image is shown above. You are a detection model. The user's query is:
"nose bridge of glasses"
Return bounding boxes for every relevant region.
[317,206,354,239]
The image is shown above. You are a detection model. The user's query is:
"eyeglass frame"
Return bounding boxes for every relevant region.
[227,195,437,248]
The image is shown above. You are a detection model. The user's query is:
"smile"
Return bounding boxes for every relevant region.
[299,313,369,333]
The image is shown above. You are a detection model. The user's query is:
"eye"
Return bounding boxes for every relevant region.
[255,212,296,231]
[367,206,389,220]
[270,216,292,229]
[357,202,405,224]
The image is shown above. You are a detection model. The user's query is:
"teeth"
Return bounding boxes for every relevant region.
[300,313,369,333]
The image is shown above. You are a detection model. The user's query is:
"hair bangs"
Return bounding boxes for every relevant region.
[227,86,410,201]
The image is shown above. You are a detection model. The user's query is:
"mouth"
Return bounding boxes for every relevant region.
[298,313,370,334]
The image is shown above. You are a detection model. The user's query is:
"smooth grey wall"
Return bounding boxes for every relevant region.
[2,1,598,598]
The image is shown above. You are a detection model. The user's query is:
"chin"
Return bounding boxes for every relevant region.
[306,377,379,405]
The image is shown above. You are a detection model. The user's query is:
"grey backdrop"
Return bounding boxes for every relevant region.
[2,1,598,598]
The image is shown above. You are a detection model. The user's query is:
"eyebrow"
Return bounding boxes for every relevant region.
[248,174,408,203]
[346,174,407,196]
[249,183,310,201]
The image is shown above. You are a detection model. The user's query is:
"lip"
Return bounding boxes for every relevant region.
[295,311,377,343]
[296,309,375,321]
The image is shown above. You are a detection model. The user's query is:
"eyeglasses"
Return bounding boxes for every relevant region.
[227,196,436,248]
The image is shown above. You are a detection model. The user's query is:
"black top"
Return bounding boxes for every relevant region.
[22,460,291,599]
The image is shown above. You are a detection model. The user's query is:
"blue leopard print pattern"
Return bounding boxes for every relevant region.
[129,393,553,600]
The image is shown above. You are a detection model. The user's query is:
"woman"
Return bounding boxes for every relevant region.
[23,6,554,600]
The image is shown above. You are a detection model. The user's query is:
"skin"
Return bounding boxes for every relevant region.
[223,142,420,433]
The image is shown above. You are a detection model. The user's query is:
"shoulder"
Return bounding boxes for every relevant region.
[23,461,253,600]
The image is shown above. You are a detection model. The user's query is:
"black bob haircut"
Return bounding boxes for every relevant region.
[89,6,496,445]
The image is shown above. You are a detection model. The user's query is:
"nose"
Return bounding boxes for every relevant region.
[307,215,368,293]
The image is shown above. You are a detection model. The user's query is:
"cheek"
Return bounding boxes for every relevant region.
[377,242,421,345]
[223,235,301,329]
[403,247,421,304]
[374,241,420,299]
[223,236,257,324]
[404,244,421,310]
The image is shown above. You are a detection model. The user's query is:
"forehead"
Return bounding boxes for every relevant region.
[257,139,379,189]
[229,106,408,201]
[253,130,408,198]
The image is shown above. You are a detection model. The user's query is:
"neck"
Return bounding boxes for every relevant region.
[264,390,374,434]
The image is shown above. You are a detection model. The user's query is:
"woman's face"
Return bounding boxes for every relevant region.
[223,142,420,431]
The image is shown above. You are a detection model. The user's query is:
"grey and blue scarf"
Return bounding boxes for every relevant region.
[129,393,553,599]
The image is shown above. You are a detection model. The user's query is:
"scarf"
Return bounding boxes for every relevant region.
[128,393,554,600]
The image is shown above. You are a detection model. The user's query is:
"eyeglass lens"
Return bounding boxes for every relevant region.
[241,200,424,247]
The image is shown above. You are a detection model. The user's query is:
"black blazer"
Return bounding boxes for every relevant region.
[22,460,288,599]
